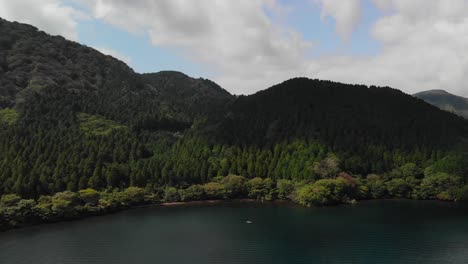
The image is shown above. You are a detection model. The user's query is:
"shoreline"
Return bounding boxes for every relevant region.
[0,199,268,232]
[146,198,262,207]
[0,198,461,233]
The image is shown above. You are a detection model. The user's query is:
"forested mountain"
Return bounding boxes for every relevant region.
[0,17,468,206]
[214,79,468,173]
[0,18,233,131]
[414,90,468,119]
[0,18,234,197]
[142,71,233,119]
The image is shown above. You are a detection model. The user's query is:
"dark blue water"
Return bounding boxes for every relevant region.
[1,200,468,264]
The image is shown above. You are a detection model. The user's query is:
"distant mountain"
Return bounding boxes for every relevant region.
[414,90,468,119]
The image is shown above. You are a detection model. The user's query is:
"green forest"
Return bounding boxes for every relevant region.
[1,18,468,230]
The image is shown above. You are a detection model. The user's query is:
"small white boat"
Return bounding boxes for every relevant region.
[246,220,253,224]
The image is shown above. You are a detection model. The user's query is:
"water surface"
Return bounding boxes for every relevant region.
[1,200,468,264]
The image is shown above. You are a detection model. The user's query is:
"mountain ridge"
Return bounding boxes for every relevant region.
[414,90,468,119]
[0,17,467,201]
[0,17,234,131]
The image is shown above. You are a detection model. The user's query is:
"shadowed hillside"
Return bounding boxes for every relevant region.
[0,18,467,203]
[414,90,468,119]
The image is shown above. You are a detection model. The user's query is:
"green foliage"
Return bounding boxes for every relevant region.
[0,198,37,229]
[0,187,158,230]
[16,199,37,218]
[276,179,294,199]
[294,178,356,207]
[386,179,412,198]
[220,175,247,198]
[436,191,454,201]
[1,18,468,231]
[51,191,79,216]
[454,186,468,202]
[217,78,468,176]
[53,191,79,205]
[51,197,74,216]
[312,154,341,179]
[123,187,145,204]
[164,187,180,202]
[79,189,100,205]
[203,182,226,200]
[180,185,205,201]
[399,163,423,179]
[366,174,388,199]
[33,196,53,219]
[26,79,46,91]
[0,194,21,207]
[78,113,127,136]
[419,173,461,199]
[2,169,468,231]
[247,178,275,200]
[295,184,331,207]
[315,178,354,201]
[424,154,468,179]
[247,178,266,200]
[0,108,18,125]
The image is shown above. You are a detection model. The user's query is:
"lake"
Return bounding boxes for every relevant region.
[1,200,468,264]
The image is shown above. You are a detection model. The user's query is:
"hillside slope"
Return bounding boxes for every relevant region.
[211,78,468,172]
[0,18,234,130]
[0,18,467,199]
[414,90,468,119]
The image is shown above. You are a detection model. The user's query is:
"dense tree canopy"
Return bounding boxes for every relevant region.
[0,17,467,229]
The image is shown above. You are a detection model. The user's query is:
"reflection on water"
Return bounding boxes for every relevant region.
[1,200,468,264]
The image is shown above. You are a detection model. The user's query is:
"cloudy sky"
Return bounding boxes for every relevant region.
[0,0,467,96]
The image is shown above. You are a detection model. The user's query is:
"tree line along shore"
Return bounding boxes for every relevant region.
[2,170,468,231]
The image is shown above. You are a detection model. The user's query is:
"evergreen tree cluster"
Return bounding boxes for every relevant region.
[0,17,467,206]
[216,78,468,174]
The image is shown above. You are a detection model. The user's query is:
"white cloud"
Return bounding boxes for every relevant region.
[313,0,468,97]
[4,0,467,98]
[0,0,81,41]
[316,0,362,42]
[95,47,132,65]
[78,0,312,95]
[81,0,468,97]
